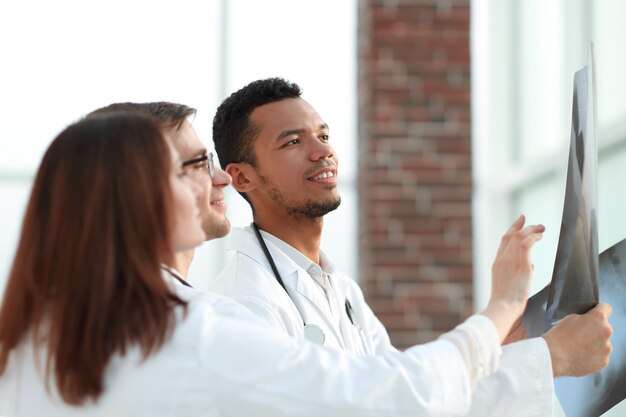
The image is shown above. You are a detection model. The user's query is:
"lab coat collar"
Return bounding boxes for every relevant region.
[261,232,318,275]
[227,227,301,279]
[261,232,338,292]
[227,226,345,343]
[227,227,318,296]
[160,264,192,288]
[319,250,337,275]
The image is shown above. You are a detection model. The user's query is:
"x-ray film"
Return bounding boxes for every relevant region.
[519,47,626,416]
[520,285,550,339]
[546,58,599,321]
[523,239,626,417]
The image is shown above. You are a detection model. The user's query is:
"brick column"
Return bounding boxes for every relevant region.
[358,0,473,349]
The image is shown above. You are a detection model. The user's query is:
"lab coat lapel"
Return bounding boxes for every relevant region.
[227,227,300,278]
[228,227,345,347]
[226,227,300,309]
[332,275,362,354]
[227,227,274,261]
[229,227,321,319]
[289,269,346,348]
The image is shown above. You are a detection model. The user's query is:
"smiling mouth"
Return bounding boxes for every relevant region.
[309,171,335,181]
[210,191,225,205]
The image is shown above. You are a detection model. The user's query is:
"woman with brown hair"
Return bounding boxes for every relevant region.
[0,111,573,417]
[0,111,206,408]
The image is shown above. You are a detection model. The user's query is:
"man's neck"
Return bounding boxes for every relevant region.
[254,215,323,264]
[172,249,194,277]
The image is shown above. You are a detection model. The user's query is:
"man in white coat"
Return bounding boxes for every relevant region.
[210,77,613,416]
[90,101,233,279]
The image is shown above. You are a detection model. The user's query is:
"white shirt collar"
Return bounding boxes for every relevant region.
[258,230,335,288]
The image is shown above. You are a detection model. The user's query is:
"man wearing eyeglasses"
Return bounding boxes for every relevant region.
[89,102,232,277]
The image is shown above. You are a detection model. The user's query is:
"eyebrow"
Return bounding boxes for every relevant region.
[276,124,329,141]
[187,149,207,159]
[182,155,209,167]
[180,148,207,165]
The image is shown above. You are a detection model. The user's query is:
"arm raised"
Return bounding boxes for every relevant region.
[480,215,545,342]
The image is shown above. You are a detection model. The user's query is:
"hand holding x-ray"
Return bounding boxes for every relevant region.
[546,52,599,321]
[521,46,626,417]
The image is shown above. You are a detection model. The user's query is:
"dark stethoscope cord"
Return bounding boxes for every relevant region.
[251,222,289,293]
[251,223,359,332]
[252,223,314,330]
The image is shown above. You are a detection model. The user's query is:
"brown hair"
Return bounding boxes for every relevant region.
[88,101,196,132]
[0,112,187,404]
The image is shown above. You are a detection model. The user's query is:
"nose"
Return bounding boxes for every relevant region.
[212,166,232,188]
[309,138,334,161]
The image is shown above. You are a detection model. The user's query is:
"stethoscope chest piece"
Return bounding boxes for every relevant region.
[252,224,327,347]
[304,324,326,345]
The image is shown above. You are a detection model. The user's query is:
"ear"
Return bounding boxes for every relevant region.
[226,162,257,193]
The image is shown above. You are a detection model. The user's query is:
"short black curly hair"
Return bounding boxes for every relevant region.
[212,77,302,169]
[212,78,302,206]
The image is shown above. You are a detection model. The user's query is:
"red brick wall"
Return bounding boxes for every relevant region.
[357,0,473,349]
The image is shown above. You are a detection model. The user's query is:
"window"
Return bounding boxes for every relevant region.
[473,1,626,415]
[0,0,358,294]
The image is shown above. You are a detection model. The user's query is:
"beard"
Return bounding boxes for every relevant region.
[260,174,341,219]
[203,215,231,239]
[286,197,341,218]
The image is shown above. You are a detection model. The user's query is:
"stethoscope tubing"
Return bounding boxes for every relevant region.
[251,223,367,352]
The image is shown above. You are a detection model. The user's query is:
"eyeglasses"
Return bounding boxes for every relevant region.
[182,152,215,178]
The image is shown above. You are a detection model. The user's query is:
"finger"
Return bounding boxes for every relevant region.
[594,302,613,318]
[518,224,545,238]
[513,228,545,249]
[508,214,525,233]
[520,230,543,249]
[498,215,526,256]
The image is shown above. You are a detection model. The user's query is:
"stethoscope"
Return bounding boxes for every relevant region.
[252,223,367,352]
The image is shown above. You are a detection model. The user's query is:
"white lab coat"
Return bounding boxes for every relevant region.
[212,227,391,355]
[210,226,554,416]
[1,275,494,417]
